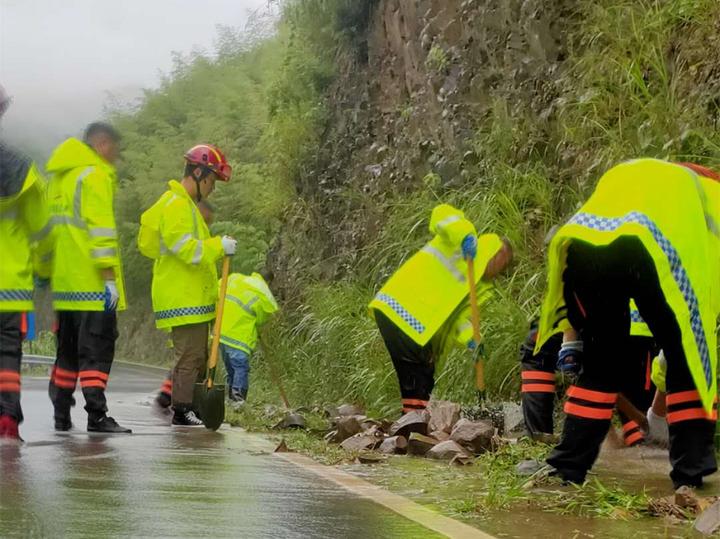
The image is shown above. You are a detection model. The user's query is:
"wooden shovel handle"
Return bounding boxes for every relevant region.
[207,256,231,388]
[467,257,485,394]
[616,393,648,432]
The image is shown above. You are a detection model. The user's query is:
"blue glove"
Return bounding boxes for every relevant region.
[467,340,485,359]
[33,276,50,290]
[461,234,477,260]
[557,341,583,374]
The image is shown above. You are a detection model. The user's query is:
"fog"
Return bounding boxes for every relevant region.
[0,0,269,160]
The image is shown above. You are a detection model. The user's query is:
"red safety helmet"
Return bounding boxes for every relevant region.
[184,144,232,181]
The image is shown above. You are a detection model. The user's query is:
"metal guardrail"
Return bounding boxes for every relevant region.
[22,354,55,365]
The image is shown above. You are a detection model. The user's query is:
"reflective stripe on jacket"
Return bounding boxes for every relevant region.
[537,158,720,413]
[0,145,51,312]
[149,180,223,329]
[219,272,278,352]
[45,138,125,311]
[369,203,503,346]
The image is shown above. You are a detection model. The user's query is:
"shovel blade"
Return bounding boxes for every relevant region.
[194,382,225,431]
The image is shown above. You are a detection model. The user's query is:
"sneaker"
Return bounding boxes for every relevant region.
[88,416,132,433]
[0,415,21,441]
[229,389,247,402]
[172,409,204,427]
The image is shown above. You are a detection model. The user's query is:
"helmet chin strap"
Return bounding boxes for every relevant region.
[194,177,203,203]
[193,167,211,203]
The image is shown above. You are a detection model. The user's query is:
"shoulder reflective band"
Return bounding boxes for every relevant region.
[435,214,461,230]
[32,166,94,241]
[226,294,258,316]
[420,245,465,282]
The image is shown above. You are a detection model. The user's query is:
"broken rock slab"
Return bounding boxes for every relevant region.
[427,400,460,434]
[450,418,494,454]
[337,404,365,416]
[340,433,382,452]
[331,416,363,442]
[695,499,720,536]
[389,409,430,438]
[407,433,439,456]
[430,430,450,442]
[378,435,408,455]
[426,440,472,461]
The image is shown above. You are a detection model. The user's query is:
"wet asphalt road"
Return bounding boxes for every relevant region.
[1,363,439,538]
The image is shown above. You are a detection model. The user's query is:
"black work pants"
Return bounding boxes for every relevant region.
[520,320,561,436]
[49,311,118,422]
[375,310,435,414]
[0,313,23,422]
[547,237,716,487]
[617,336,657,446]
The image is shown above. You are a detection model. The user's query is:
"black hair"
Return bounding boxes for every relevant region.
[184,163,213,181]
[83,122,121,143]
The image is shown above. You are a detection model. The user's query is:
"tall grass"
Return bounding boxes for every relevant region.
[254,0,720,414]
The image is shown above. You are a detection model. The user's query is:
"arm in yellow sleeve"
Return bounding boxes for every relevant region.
[429,203,477,248]
[160,199,223,266]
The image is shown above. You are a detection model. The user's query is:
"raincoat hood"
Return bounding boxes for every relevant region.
[46,137,113,175]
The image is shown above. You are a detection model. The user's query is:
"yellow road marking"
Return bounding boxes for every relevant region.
[276,452,496,539]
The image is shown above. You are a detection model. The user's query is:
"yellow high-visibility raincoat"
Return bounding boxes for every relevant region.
[0,145,51,312]
[144,180,224,329]
[45,138,125,311]
[537,158,720,413]
[219,273,278,353]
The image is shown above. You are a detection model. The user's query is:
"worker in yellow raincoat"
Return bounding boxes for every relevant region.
[369,204,513,414]
[536,159,720,488]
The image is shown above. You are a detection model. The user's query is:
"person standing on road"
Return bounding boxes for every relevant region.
[368,203,513,415]
[153,200,215,414]
[535,158,720,488]
[219,272,278,406]
[45,122,131,433]
[0,86,52,440]
[139,144,236,426]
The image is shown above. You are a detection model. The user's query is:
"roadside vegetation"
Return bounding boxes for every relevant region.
[110,0,720,414]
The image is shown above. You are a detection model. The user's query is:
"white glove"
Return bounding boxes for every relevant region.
[221,236,237,256]
[104,280,119,311]
[645,408,669,447]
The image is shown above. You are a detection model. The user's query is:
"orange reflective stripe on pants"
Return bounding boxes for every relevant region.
[563,385,616,420]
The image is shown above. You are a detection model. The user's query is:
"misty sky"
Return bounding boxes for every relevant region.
[0,0,268,157]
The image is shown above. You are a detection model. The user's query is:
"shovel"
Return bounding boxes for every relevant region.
[466,255,506,431]
[196,255,230,431]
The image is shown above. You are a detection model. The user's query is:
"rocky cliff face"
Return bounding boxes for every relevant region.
[269,0,575,298]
